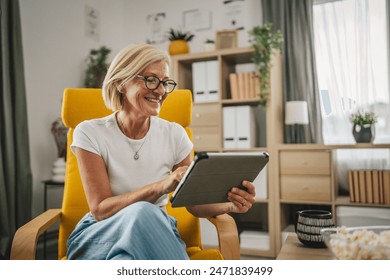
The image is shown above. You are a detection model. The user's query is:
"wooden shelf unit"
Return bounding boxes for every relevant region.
[273,143,390,254]
[171,47,284,258]
[171,48,390,259]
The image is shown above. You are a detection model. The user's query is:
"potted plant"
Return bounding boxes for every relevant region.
[167,28,195,55]
[204,39,215,52]
[349,111,377,143]
[84,46,111,88]
[249,23,283,107]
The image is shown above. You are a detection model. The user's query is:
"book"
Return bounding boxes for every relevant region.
[379,170,384,204]
[372,170,380,204]
[348,170,355,202]
[358,170,366,203]
[383,170,390,204]
[248,72,256,99]
[237,72,245,100]
[352,170,360,202]
[365,170,373,203]
[229,73,239,100]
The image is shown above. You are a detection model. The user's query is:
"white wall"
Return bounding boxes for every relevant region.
[19,0,262,217]
[19,0,125,216]
[122,0,262,52]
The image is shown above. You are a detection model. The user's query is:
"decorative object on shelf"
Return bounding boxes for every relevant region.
[215,30,237,49]
[84,46,111,88]
[285,101,309,143]
[51,157,66,182]
[350,111,377,143]
[295,210,335,248]
[249,23,283,107]
[204,39,215,52]
[51,117,68,182]
[167,28,195,55]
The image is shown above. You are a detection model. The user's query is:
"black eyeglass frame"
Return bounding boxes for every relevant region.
[136,75,177,93]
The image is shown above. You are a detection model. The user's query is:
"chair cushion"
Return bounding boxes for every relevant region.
[187,247,224,260]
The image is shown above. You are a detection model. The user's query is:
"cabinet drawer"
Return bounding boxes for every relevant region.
[192,126,221,151]
[192,103,220,126]
[280,175,331,201]
[280,150,331,175]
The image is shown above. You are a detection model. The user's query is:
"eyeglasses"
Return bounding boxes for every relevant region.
[136,75,177,94]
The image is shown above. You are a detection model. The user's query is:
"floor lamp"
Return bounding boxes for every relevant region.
[285,101,309,143]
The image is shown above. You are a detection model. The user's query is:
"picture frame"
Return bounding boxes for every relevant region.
[216,30,238,49]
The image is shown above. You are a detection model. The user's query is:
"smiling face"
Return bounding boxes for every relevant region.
[122,60,170,117]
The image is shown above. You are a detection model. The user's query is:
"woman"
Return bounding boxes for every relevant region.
[66,43,256,260]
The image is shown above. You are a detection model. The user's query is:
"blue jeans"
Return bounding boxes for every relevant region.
[66,201,189,260]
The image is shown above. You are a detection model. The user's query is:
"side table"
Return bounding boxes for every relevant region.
[43,180,64,211]
[42,180,64,259]
[277,233,333,260]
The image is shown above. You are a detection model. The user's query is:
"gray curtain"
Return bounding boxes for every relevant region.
[388,0,390,96]
[0,0,32,259]
[262,0,323,144]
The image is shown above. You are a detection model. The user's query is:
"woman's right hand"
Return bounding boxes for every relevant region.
[161,166,188,194]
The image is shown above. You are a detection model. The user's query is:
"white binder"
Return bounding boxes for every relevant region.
[223,106,236,149]
[222,105,257,149]
[206,60,219,102]
[236,105,256,149]
[192,61,207,103]
[192,60,219,103]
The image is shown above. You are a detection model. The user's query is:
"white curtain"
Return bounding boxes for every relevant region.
[313,0,390,144]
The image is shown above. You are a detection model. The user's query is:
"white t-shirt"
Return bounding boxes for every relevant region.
[71,113,193,207]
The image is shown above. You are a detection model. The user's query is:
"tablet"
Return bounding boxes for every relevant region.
[170,151,269,207]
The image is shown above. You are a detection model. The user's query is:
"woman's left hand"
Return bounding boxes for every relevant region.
[227,180,256,213]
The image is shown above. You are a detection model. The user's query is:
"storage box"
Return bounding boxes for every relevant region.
[336,206,390,227]
[240,230,270,251]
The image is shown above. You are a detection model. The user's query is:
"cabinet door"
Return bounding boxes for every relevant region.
[280,150,331,175]
[280,175,332,201]
[192,103,220,126]
[192,126,221,151]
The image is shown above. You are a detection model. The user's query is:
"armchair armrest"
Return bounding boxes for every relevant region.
[207,214,240,260]
[10,209,62,260]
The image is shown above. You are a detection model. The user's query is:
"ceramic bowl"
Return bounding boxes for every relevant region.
[321,226,390,259]
[295,210,335,248]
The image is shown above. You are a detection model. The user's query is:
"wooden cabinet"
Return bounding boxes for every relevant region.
[280,150,332,201]
[273,144,390,254]
[191,103,221,151]
[171,47,283,258]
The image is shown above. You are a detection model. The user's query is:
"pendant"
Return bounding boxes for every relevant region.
[134,152,139,160]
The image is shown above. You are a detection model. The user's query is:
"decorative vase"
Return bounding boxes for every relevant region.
[204,43,215,52]
[51,117,68,158]
[352,123,374,143]
[295,210,335,248]
[51,157,66,182]
[168,40,189,55]
[51,118,68,182]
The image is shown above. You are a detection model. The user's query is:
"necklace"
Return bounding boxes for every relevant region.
[118,115,150,160]
[132,137,147,160]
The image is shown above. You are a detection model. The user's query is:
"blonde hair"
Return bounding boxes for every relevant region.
[102,44,171,111]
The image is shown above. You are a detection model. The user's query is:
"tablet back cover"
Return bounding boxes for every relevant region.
[170,152,269,207]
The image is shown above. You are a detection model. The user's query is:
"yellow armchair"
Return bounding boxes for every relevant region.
[10,88,239,260]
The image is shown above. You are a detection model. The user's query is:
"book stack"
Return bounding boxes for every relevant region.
[348,170,390,204]
[229,72,261,100]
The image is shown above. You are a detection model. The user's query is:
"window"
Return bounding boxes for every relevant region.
[313,0,390,144]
